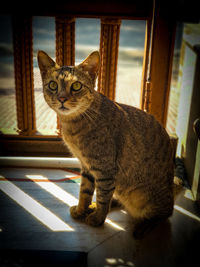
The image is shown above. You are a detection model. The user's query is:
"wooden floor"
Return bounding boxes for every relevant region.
[0,167,200,267]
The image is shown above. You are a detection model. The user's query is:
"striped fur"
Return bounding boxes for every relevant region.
[38,50,174,238]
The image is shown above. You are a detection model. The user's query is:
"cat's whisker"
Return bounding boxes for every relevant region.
[83,113,93,124]
[81,108,95,125]
[84,110,96,124]
[85,108,98,121]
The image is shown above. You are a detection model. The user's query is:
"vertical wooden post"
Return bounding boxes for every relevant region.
[143,81,152,112]
[56,16,75,66]
[13,16,36,136]
[98,18,121,100]
[147,2,176,126]
[140,19,152,110]
[55,16,75,134]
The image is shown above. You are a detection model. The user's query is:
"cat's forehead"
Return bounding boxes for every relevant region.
[56,66,75,75]
[51,66,77,81]
[50,65,91,84]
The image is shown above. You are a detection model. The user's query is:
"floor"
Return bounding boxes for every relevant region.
[0,167,200,267]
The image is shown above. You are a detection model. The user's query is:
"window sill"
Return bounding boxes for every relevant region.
[0,156,81,169]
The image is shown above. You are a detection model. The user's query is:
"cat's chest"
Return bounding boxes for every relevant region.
[61,122,92,157]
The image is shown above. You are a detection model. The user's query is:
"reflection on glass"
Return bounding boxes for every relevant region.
[0,15,17,134]
[33,16,57,135]
[75,18,100,65]
[115,20,146,108]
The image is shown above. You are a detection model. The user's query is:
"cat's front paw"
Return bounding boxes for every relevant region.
[85,211,105,227]
[70,205,95,221]
[70,206,86,220]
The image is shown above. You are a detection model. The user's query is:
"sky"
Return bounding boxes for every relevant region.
[0,16,146,90]
[32,17,146,64]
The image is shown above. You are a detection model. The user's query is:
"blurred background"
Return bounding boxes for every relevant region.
[0,16,199,139]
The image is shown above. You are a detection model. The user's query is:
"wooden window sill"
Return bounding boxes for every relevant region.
[0,156,80,169]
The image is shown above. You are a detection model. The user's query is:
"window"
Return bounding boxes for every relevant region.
[115,20,146,107]
[0,15,17,135]
[166,23,200,136]
[75,18,100,65]
[0,2,176,156]
[33,16,57,135]
[166,23,183,135]
[75,18,100,90]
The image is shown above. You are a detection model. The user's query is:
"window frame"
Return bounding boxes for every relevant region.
[0,1,176,157]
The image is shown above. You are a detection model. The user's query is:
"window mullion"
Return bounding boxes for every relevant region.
[56,16,75,66]
[146,2,176,126]
[140,19,152,111]
[98,18,121,100]
[55,16,75,135]
[13,16,36,136]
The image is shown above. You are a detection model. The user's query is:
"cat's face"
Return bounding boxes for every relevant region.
[37,51,100,117]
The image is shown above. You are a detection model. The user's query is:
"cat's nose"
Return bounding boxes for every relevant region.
[57,96,67,103]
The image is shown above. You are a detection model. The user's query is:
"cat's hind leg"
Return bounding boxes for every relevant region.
[118,188,173,239]
[132,215,167,239]
[132,201,174,239]
[110,195,123,208]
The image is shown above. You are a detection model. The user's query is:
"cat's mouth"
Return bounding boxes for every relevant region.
[59,104,69,111]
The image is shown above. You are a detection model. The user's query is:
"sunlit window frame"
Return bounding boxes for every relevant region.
[0,1,176,157]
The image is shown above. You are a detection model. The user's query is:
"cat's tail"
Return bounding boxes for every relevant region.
[173,157,187,198]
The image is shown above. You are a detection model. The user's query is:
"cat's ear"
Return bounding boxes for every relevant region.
[37,50,56,74]
[77,51,100,80]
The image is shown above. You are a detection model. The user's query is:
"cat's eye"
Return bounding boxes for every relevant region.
[48,81,58,91]
[71,81,82,91]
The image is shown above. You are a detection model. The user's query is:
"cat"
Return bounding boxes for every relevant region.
[38,50,174,239]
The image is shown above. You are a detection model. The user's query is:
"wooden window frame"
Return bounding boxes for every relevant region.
[0,1,176,157]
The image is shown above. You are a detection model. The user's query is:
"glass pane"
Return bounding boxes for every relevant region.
[166,23,183,135]
[115,20,146,108]
[166,23,200,136]
[75,18,100,89]
[75,18,100,64]
[33,16,57,135]
[0,15,17,134]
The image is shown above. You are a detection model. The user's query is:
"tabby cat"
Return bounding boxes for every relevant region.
[38,50,174,238]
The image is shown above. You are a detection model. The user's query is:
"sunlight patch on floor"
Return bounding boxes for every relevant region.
[174,204,200,222]
[0,180,74,231]
[105,218,125,231]
[26,175,48,180]
[121,210,127,214]
[1,174,126,233]
[28,175,126,231]
[106,258,135,266]
[30,175,126,231]
[184,189,195,201]
[26,175,79,206]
